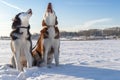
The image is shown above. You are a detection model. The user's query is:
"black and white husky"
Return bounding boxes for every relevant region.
[10,9,33,71]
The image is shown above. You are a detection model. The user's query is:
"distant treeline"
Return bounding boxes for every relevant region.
[31,27,120,39]
[1,27,120,40]
[60,27,120,38]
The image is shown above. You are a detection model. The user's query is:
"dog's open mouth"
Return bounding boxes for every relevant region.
[27,9,32,14]
[47,3,53,13]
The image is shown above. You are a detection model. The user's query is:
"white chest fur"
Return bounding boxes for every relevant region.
[48,26,55,39]
[43,26,60,67]
[20,28,28,39]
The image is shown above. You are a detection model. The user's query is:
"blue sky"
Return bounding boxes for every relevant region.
[0,0,120,36]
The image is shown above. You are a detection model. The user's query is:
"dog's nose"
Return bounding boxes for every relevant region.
[48,2,52,7]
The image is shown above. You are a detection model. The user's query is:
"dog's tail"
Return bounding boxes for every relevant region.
[32,45,36,51]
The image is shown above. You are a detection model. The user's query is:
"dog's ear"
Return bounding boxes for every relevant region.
[42,20,47,27]
[12,13,21,29]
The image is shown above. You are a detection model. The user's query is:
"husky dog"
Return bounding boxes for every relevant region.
[10,9,33,71]
[32,3,60,67]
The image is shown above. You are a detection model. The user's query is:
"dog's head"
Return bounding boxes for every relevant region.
[42,3,58,27]
[12,9,32,29]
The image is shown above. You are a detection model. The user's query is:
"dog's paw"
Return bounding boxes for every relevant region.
[38,62,47,67]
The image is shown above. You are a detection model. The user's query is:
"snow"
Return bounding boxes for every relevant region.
[0,40,120,80]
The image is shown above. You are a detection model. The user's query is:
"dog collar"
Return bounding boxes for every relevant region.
[18,25,30,29]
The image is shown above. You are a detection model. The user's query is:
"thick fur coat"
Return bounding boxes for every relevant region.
[10,9,33,71]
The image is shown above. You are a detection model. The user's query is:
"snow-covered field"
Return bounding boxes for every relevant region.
[0,40,120,80]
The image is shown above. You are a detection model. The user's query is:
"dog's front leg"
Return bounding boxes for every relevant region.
[24,42,33,68]
[53,40,60,66]
[43,40,51,67]
[43,49,49,67]
[14,51,22,71]
[54,48,59,66]
[25,51,33,68]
